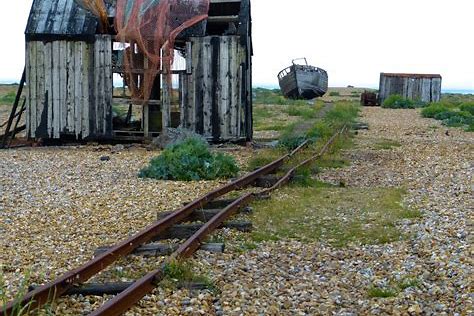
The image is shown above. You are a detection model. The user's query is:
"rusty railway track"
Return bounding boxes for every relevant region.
[2,127,346,316]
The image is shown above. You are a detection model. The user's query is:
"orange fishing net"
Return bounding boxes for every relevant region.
[74,0,109,32]
[76,0,210,103]
[115,0,210,102]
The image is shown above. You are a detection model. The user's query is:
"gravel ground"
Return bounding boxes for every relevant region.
[0,144,251,302]
[1,107,473,315]
[156,108,472,315]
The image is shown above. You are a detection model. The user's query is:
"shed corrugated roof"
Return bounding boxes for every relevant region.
[381,73,442,79]
[25,0,116,37]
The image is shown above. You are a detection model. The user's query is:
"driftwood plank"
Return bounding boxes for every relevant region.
[28,42,37,138]
[44,42,53,137]
[94,37,101,136]
[25,45,31,137]
[202,37,212,137]
[59,41,67,133]
[74,42,83,138]
[66,41,75,133]
[35,41,45,136]
[218,37,230,139]
[229,37,239,137]
[103,36,113,136]
[82,42,91,138]
[52,41,61,138]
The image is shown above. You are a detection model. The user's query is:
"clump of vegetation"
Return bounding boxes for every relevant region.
[460,102,474,115]
[367,276,421,298]
[397,277,421,290]
[306,121,333,140]
[0,91,16,105]
[253,104,293,132]
[278,133,307,151]
[247,148,286,171]
[323,102,360,129]
[329,91,340,96]
[162,260,215,291]
[139,138,239,181]
[421,103,451,118]
[382,95,426,109]
[367,286,398,298]
[253,88,307,106]
[422,101,473,130]
[372,139,402,150]
[249,187,421,247]
[0,270,35,315]
[286,104,320,119]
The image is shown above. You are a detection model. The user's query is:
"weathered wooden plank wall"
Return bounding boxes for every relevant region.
[26,35,112,139]
[180,35,249,141]
[379,73,442,104]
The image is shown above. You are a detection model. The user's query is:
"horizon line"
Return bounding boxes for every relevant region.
[0,79,472,92]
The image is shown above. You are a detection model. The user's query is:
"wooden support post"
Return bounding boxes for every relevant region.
[8,99,27,147]
[161,47,171,130]
[143,57,150,137]
[143,102,149,138]
[1,68,26,148]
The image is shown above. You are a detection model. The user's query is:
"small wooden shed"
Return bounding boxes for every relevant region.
[25,0,113,139]
[378,73,442,104]
[24,0,253,142]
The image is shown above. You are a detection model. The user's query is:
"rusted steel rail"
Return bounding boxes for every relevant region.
[89,194,255,316]
[2,128,345,315]
[87,128,347,316]
[258,125,347,196]
[2,141,310,315]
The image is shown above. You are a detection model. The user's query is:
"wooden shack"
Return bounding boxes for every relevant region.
[23,0,252,142]
[378,73,442,104]
[25,0,113,139]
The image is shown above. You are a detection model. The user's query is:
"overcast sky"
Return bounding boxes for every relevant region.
[1,0,473,89]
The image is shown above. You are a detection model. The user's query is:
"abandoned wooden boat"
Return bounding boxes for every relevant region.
[277,58,328,99]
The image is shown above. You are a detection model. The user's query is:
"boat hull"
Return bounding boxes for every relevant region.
[278,65,328,100]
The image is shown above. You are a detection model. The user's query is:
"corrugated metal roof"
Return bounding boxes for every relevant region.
[25,0,106,36]
[381,73,442,79]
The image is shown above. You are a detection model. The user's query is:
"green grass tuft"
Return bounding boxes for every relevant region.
[286,104,320,119]
[0,270,35,316]
[382,95,426,109]
[0,91,16,105]
[460,102,474,115]
[397,277,421,290]
[421,104,451,118]
[253,88,308,106]
[278,133,307,151]
[323,102,360,128]
[162,260,216,292]
[247,148,286,171]
[372,139,402,150]
[249,187,417,247]
[421,99,474,131]
[367,287,398,298]
[139,138,239,181]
